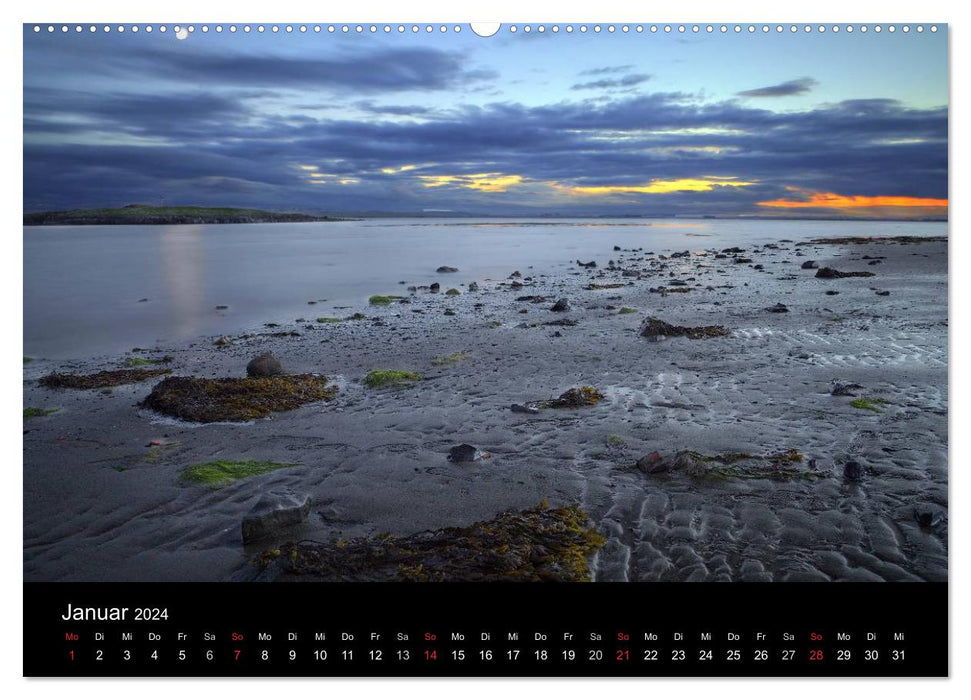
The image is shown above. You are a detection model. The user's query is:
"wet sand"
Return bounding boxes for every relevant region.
[23,237,948,582]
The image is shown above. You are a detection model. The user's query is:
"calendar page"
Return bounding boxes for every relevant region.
[22,18,948,678]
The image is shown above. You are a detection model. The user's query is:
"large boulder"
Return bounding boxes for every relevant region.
[246,353,284,377]
[241,490,312,543]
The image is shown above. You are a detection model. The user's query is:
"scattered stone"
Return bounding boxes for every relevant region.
[510,403,540,415]
[246,353,284,378]
[635,451,665,474]
[801,260,819,269]
[242,490,313,544]
[830,379,864,397]
[876,290,891,296]
[613,245,621,251]
[447,444,486,463]
[509,271,522,278]
[722,247,745,254]
[639,317,729,340]
[670,250,690,258]
[544,318,578,327]
[816,267,876,279]
[550,298,570,312]
[468,282,479,292]
[767,303,789,313]
[576,260,597,268]
[825,290,840,296]
[734,257,754,264]
[429,282,440,293]
[436,266,458,273]
[913,507,945,529]
[842,460,865,481]
[213,336,231,346]
[215,305,229,310]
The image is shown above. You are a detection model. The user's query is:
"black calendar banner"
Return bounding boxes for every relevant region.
[24,582,947,677]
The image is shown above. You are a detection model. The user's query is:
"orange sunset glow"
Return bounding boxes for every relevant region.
[758,188,948,212]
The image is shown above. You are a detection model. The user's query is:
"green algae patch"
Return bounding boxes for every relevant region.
[141,374,337,423]
[180,460,297,488]
[363,369,423,389]
[124,356,172,367]
[268,502,606,582]
[637,448,820,482]
[445,288,461,296]
[315,317,343,324]
[618,307,638,315]
[40,368,172,390]
[24,407,59,420]
[851,397,889,413]
[368,295,404,306]
[23,356,32,364]
[431,351,469,366]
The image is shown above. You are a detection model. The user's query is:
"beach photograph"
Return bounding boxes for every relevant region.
[22,23,948,584]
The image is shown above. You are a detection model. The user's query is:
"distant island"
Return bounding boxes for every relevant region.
[23,204,348,226]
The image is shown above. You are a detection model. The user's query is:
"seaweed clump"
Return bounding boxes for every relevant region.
[369,295,404,306]
[268,502,606,582]
[640,317,729,340]
[538,386,605,408]
[180,460,297,488]
[40,368,172,389]
[431,351,469,366]
[636,448,820,482]
[141,375,337,422]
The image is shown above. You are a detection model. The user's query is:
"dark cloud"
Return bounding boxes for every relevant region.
[737,77,818,98]
[22,37,945,216]
[571,73,652,90]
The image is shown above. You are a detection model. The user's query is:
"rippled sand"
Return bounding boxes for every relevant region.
[23,238,947,582]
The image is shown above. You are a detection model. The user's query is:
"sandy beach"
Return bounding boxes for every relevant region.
[22,235,948,583]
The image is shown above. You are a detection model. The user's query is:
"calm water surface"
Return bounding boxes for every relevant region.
[23,218,947,359]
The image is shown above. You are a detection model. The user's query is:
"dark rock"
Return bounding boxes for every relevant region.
[246,353,284,377]
[868,259,883,266]
[213,336,230,347]
[613,245,622,251]
[447,444,484,463]
[801,260,819,269]
[215,305,229,310]
[468,282,479,292]
[635,451,666,474]
[510,403,540,415]
[842,461,864,481]
[241,490,312,544]
[430,282,440,292]
[767,303,789,313]
[830,379,864,396]
[722,247,745,254]
[816,267,876,279]
[550,298,570,312]
[876,290,891,296]
[913,507,944,528]
[576,260,597,268]
[734,257,754,264]
[825,290,840,296]
[509,271,522,278]
[670,250,690,259]
[436,266,458,273]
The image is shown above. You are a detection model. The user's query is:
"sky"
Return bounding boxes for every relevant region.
[23,24,948,218]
